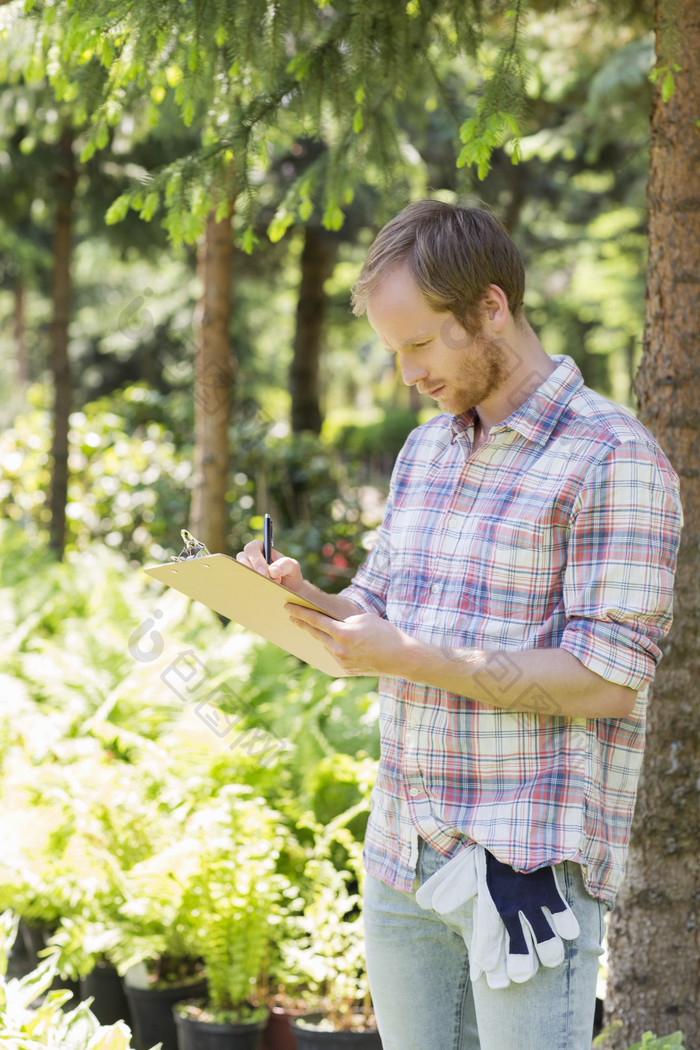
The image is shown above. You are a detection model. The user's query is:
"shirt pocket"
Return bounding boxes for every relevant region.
[469,514,564,623]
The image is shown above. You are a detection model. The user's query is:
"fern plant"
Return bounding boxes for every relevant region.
[175,786,299,1025]
[282,803,374,1033]
[0,725,198,982]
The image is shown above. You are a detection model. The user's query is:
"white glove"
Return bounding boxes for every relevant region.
[415,843,478,914]
[416,843,580,990]
[470,845,580,988]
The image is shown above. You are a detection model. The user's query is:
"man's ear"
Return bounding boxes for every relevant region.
[482,284,509,331]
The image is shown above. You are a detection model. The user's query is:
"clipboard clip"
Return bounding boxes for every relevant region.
[173,529,211,562]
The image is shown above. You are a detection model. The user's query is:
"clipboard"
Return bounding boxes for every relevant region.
[144,554,348,677]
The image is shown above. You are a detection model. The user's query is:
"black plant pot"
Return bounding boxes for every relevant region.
[80,962,132,1027]
[174,1008,268,1050]
[15,920,79,1006]
[289,1015,382,1050]
[124,979,208,1050]
[8,921,30,974]
[51,973,81,1005]
[19,920,51,969]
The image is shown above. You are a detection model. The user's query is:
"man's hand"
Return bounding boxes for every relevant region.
[235,540,364,622]
[286,604,417,677]
[236,540,305,591]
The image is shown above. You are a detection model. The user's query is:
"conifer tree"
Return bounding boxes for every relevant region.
[15,0,502,549]
[20,0,506,243]
[0,10,89,556]
[290,224,338,434]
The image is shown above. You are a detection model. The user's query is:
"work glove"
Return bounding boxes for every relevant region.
[470,847,581,989]
[415,842,478,914]
[415,843,580,990]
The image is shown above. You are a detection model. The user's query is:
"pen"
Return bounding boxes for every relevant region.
[263,513,274,564]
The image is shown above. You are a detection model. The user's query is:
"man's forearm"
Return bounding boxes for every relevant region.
[400,639,637,720]
[286,603,637,719]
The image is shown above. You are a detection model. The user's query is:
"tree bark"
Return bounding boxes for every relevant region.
[189,205,234,554]
[48,131,75,558]
[290,225,338,434]
[15,277,29,385]
[605,2,700,1046]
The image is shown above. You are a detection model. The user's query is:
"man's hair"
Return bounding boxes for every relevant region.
[351,200,525,334]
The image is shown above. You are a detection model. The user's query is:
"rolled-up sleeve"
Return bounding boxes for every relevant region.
[338,498,395,618]
[560,440,683,691]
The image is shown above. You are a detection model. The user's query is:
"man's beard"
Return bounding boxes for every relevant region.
[442,335,515,417]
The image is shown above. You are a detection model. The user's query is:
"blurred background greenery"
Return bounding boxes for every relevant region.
[0,1,653,573]
[0,1,681,1043]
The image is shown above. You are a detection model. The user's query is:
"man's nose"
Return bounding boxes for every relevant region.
[398,354,428,387]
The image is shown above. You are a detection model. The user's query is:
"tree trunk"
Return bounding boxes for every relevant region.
[290,225,338,434]
[48,131,75,558]
[15,277,29,385]
[605,2,700,1046]
[189,205,234,554]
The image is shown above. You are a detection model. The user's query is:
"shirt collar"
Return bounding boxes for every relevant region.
[450,355,584,447]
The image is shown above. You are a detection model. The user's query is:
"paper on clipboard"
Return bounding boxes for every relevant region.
[144,553,349,677]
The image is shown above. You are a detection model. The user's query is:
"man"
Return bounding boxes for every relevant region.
[238,200,682,1049]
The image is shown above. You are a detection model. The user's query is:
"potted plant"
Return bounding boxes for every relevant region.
[13,742,201,1037]
[33,824,137,1024]
[282,809,382,1048]
[29,747,211,1050]
[45,912,133,1026]
[97,837,208,1050]
[172,786,299,1050]
[0,846,86,1004]
[0,909,150,1050]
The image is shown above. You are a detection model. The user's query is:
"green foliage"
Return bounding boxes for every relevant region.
[594,1026,686,1050]
[0,389,191,562]
[649,63,681,102]
[0,708,214,976]
[0,518,377,1011]
[177,788,298,1018]
[457,3,529,178]
[7,0,538,241]
[328,410,419,465]
[0,913,143,1050]
[490,9,655,407]
[652,0,682,102]
[283,809,372,1030]
[0,384,370,587]
[38,747,219,979]
[231,429,368,592]
[0,0,657,444]
[0,911,18,978]
[234,641,380,768]
[305,754,373,835]
[627,1036,685,1050]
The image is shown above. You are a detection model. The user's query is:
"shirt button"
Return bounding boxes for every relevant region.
[431,582,441,594]
[448,516,458,528]
[410,787,421,797]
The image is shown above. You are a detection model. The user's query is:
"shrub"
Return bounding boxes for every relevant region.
[0,385,371,589]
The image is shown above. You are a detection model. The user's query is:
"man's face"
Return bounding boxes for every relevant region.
[366,264,511,417]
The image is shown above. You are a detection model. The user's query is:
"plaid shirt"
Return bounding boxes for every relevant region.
[340,355,682,904]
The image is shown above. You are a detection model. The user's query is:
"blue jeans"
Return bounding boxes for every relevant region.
[363,839,605,1050]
